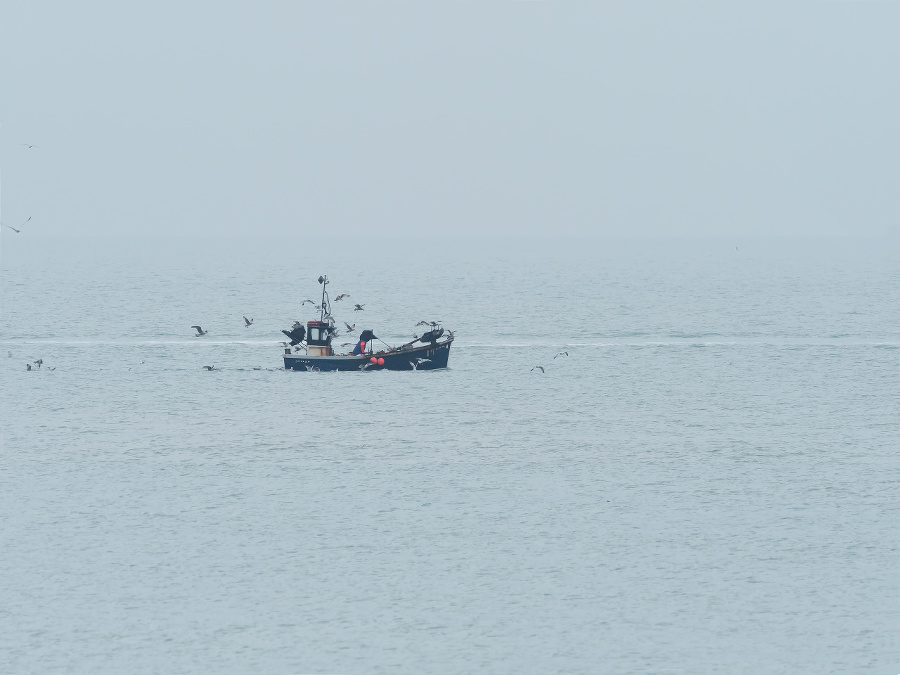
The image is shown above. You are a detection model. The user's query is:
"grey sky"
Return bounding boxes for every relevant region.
[1,2,897,237]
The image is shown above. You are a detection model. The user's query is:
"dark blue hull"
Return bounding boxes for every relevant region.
[284,338,453,372]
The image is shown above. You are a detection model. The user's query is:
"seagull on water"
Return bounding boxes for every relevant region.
[353,304,365,311]
[192,326,208,336]
[202,365,216,371]
[334,294,350,301]
[243,316,254,327]
[553,351,568,359]
[531,365,545,373]
[26,363,32,371]
[2,216,31,233]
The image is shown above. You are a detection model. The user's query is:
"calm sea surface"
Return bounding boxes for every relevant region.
[1,236,897,674]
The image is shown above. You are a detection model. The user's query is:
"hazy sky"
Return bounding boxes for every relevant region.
[0,2,897,237]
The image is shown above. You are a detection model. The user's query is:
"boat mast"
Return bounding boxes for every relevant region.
[318,274,328,322]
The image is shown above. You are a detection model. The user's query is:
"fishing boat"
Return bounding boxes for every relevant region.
[281,275,453,372]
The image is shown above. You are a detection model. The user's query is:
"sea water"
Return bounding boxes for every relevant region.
[0,236,897,674]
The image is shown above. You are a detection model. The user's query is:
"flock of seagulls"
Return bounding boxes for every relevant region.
[23,358,54,371]
[532,351,569,373]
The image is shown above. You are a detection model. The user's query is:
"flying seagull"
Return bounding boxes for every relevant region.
[359,362,374,371]
[34,359,43,368]
[243,316,253,327]
[353,304,365,311]
[192,326,208,336]
[21,143,39,149]
[202,365,216,371]
[301,299,316,306]
[344,322,356,332]
[415,321,431,327]
[531,365,545,373]
[2,216,31,233]
[409,357,432,370]
[553,351,568,359]
[334,294,350,301]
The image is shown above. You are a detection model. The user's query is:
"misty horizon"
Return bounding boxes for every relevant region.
[0,2,897,239]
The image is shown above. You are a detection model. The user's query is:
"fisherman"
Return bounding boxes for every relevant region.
[351,330,375,355]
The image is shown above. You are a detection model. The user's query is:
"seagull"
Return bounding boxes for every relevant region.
[531,365,545,373]
[202,365,216,371]
[192,326,208,336]
[26,363,32,371]
[301,299,315,306]
[359,362,374,371]
[553,351,568,359]
[409,358,431,370]
[2,216,31,233]
[344,322,356,332]
[353,304,365,311]
[305,364,320,372]
[47,366,56,371]
[21,143,39,149]
[334,294,350,301]
[243,316,253,327]
[340,342,352,347]
[34,359,43,368]
[280,341,290,348]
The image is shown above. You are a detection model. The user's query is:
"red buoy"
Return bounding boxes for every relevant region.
[377,358,385,365]
[370,357,377,363]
